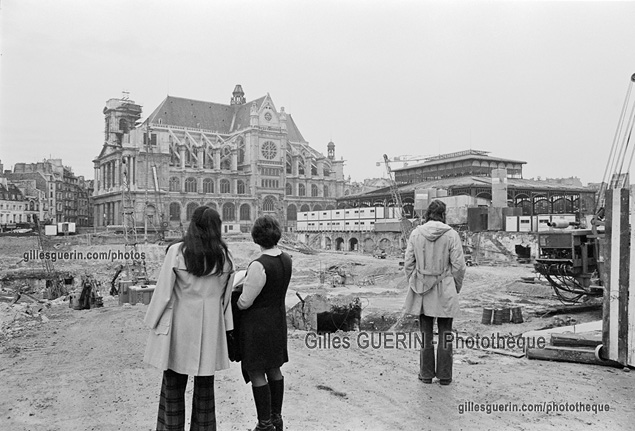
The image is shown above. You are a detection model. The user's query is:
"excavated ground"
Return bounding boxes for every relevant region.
[0,234,633,430]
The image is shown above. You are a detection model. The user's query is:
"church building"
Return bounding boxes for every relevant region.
[92,85,346,234]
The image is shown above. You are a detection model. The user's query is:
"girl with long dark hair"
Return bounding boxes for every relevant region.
[144,206,234,430]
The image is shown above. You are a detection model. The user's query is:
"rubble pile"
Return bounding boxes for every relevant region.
[0,300,55,340]
[279,234,317,255]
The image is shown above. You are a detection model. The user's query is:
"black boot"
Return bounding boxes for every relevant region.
[252,384,275,431]
[269,377,284,431]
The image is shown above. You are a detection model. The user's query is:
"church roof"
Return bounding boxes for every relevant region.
[146,95,268,134]
[286,114,306,143]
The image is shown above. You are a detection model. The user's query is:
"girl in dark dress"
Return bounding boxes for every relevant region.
[238,216,292,431]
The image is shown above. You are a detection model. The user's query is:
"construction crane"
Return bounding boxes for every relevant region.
[32,215,65,299]
[382,154,414,249]
[143,125,166,242]
[376,154,431,169]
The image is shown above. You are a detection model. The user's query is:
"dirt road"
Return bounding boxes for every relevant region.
[1,239,634,430]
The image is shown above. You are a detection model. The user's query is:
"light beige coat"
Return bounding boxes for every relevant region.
[143,243,234,376]
[403,221,466,317]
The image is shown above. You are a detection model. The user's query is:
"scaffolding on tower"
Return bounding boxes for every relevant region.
[121,157,147,283]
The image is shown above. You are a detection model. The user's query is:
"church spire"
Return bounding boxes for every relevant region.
[231,84,246,105]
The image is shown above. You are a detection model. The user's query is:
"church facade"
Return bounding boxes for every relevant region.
[92,85,346,234]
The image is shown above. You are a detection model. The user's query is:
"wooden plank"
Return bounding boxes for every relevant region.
[601,189,612,362]
[526,346,622,367]
[551,332,602,348]
[480,348,525,358]
[618,188,630,364]
[630,188,635,366]
[533,303,602,317]
[522,320,602,339]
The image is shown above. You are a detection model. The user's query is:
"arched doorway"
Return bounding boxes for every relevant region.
[379,238,392,250]
[335,237,345,251]
[324,237,332,250]
[349,237,359,251]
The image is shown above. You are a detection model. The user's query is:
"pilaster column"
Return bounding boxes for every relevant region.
[214,149,221,170]
[231,149,238,171]
[179,146,186,170]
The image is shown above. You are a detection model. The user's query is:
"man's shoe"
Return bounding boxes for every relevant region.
[418,374,433,384]
[271,413,283,431]
[439,379,452,386]
[254,420,276,431]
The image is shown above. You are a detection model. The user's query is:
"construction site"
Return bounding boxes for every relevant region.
[0,64,635,431]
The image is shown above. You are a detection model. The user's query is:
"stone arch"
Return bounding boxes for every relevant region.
[379,238,392,250]
[220,179,231,194]
[185,177,197,193]
[186,202,199,220]
[287,204,297,221]
[335,237,345,251]
[169,177,180,192]
[203,178,214,193]
[223,202,236,221]
[324,236,332,250]
[239,203,251,221]
[300,204,310,212]
[237,180,246,194]
[349,237,359,251]
[169,202,181,221]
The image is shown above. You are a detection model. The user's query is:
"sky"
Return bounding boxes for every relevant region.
[1,0,634,185]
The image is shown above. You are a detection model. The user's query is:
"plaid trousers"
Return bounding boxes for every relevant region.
[156,369,216,431]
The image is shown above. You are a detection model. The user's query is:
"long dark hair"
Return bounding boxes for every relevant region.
[170,206,231,277]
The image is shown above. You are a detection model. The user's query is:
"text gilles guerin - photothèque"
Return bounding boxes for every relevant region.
[304,332,547,350]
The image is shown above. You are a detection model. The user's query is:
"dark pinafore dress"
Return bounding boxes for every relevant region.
[239,252,292,382]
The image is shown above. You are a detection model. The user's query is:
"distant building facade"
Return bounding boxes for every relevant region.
[338,149,596,218]
[92,86,346,232]
[9,159,92,226]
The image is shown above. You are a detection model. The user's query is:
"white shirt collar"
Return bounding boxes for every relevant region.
[262,246,282,256]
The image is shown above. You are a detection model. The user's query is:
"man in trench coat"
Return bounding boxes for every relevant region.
[403,200,466,385]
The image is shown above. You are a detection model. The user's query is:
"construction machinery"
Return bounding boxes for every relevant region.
[382,154,414,249]
[144,125,166,242]
[534,73,635,303]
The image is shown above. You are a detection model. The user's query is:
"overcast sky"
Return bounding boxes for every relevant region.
[1,0,634,185]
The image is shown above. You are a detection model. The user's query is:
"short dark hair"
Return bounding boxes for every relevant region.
[425,199,446,222]
[251,215,282,248]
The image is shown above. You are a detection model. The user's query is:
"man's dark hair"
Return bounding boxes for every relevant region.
[251,215,282,249]
[425,199,447,223]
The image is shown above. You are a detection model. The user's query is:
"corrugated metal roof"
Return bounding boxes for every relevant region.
[393,153,526,172]
[343,176,592,200]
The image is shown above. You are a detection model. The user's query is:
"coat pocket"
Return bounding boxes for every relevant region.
[154,307,173,335]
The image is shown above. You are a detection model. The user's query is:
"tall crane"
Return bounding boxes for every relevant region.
[382,154,414,249]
